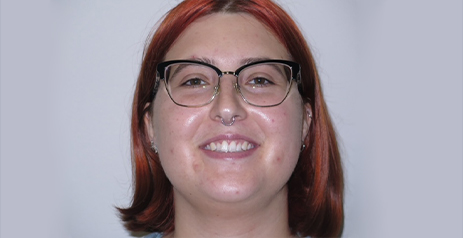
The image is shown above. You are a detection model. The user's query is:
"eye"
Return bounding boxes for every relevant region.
[182,77,207,87]
[248,77,274,86]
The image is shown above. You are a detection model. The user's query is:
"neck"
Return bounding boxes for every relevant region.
[166,186,294,238]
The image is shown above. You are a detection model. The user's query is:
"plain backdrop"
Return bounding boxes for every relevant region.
[1,0,461,237]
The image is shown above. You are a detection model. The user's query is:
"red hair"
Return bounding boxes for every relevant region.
[118,0,343,237]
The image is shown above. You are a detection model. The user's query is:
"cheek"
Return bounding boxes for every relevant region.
[152,94,201,143]
[152,94,206,172]
[270,111,286,124]
[261,101,304,163]
[269,105,303,138]
[152,99,181,155]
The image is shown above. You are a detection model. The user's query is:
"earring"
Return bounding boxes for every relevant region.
[151,141,158,154]
[308,113,312,118]
[300,143,306,152]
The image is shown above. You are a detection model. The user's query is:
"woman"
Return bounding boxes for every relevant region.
[119,0,343,237]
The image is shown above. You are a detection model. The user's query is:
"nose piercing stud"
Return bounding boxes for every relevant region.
[221,116,236,126]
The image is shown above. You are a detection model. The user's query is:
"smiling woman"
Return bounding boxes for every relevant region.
[118,0,343,237]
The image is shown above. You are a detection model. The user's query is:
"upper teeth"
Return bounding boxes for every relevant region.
[205,141,254,153]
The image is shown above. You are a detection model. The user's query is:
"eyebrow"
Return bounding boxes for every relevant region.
[190,57,214,65]
[240,57,272,66]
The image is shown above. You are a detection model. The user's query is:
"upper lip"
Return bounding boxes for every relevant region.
[199,133,259,148]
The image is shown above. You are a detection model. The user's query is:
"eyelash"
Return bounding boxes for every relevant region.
[181,77,208,87]
[246,77,274,87]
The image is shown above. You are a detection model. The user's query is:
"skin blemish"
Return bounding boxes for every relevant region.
[193,162,201,172]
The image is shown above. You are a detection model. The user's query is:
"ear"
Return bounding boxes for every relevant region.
[144,103,155,143]
[301,102,313,142]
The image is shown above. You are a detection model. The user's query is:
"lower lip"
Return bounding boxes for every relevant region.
[201,147,257,160]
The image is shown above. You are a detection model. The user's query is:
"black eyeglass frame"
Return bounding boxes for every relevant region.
[154,59,301,107]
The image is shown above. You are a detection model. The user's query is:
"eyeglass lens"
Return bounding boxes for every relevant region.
[164,62,292,107]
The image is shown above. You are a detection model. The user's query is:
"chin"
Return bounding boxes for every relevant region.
[198,174,280,204]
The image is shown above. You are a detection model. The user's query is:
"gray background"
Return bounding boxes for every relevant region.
[1,0,461,237]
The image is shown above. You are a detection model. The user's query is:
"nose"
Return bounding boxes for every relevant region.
[209,74,247,126]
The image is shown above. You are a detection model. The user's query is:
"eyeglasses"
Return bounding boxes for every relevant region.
[155,59,301,107]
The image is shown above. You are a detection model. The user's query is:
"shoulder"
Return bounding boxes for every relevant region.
[143,233,163,238]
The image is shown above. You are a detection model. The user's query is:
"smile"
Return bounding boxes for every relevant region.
[204,140,255,153]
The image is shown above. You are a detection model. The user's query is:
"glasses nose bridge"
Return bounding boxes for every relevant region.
[218,70,240,92]
[222,71,236,76]
[221,70,238,81]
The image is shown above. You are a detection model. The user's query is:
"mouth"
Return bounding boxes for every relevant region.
[204,140,256,153]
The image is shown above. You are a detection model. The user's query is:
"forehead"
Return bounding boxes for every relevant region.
[164,13,290,67]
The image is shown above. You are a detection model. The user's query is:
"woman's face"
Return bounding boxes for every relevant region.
[147,13,311,207]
